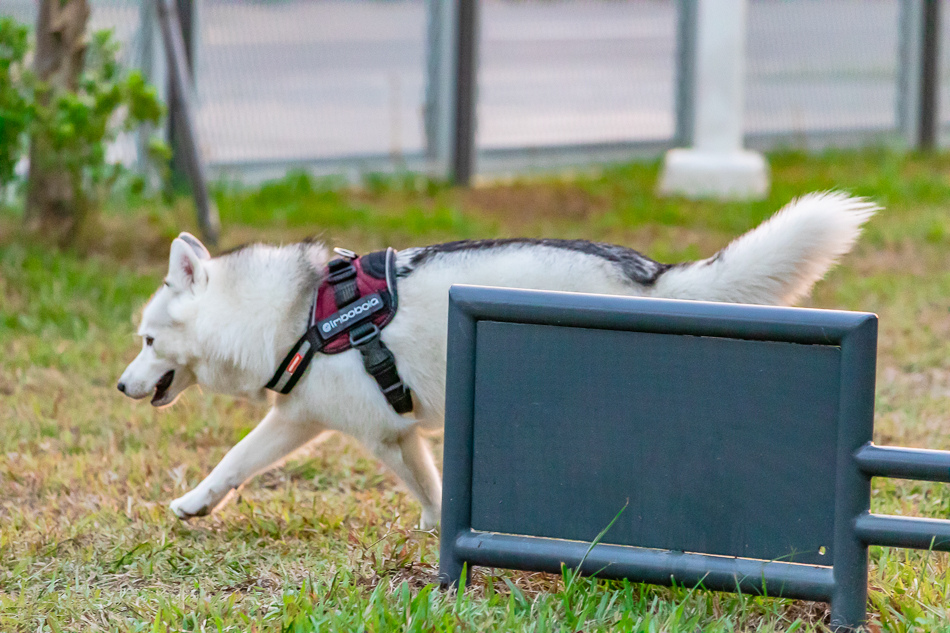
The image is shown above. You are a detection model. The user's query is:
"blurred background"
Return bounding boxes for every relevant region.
[1,0,943,184]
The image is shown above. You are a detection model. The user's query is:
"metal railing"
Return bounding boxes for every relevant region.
[2,0,945,184]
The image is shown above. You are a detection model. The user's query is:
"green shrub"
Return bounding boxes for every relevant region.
[0,17,30,187]
[0,15,166,226]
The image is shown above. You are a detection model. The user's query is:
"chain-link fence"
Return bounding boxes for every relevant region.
[477,1,676,149]
[197,0,427,172]
[745,1,900,139]
[1,0,943,182]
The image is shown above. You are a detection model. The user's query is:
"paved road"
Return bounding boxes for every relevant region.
[0,0,924,168]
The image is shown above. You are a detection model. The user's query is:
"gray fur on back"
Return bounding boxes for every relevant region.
[398,238,671,287]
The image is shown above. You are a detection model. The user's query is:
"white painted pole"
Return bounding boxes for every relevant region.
[659,0,768,200]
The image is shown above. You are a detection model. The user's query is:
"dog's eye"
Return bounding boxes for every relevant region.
[145,336,155,347]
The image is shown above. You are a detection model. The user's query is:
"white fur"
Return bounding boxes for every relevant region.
[652,192,878,305]
[118,192,875,529]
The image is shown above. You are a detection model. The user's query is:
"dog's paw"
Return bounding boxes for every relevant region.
[170,493,211,520]
[419,508,440,531]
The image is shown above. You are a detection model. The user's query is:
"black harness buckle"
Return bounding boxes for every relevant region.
[349,322,413,414]
[349,322,381,347]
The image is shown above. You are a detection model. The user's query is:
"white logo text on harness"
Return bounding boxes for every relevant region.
[318,293,384,340]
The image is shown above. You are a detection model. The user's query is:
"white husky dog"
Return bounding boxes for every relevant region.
[118,192,875,529]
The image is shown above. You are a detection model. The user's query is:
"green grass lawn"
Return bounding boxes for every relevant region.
[2,149,950,632]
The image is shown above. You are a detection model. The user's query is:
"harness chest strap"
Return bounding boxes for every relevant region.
[265,248,413,414]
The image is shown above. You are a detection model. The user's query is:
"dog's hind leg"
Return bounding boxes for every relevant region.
[367,427,442,530]
[170,407,327,520]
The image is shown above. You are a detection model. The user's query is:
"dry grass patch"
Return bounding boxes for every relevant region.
[3,150,950,631]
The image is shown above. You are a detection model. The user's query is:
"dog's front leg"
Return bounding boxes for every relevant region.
[170,407,326,519]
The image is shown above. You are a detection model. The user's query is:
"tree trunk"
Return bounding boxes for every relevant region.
[24,0,90,243]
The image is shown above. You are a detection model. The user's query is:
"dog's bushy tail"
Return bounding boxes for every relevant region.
[652,192,877,306]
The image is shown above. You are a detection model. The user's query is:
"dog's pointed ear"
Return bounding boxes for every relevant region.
[168,234,209,292]
[177,232,211,260]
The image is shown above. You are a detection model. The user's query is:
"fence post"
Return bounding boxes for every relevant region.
[157,0,220,245]
[898,0,941,150]
[918,0,941,150]
[673,0,698,147]
[169,0,198,185]
[424,0,455,178]
[452,0,479,185]
[137,0,168,175]
[424,0,478,185]
[658,0,768,200]
[897,0,923,146]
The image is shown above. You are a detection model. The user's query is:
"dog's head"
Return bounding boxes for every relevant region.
[117,233,210,407]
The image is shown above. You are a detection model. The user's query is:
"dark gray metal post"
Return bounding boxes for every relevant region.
[175,0,196,65]
[157,0,220,245]
[674,0,698,147]
[169,0,194,184]
[438,292,477,587]
[452,0,479,185]
[829,318,877,631]
[918,0,941,150]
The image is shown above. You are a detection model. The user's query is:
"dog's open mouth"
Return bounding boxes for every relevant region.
[151,370,175,405]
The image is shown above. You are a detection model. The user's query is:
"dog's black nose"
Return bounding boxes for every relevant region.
[117,382,126,393]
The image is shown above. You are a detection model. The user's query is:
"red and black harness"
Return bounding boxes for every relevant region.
[265,248,413,414]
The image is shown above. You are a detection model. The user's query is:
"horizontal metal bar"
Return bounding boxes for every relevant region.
[855,513,950,551]
[449,285,874,347]
[205,140,676,185]
[855,443,950,483]
[454,531,835,602]
[204,128,906,186]
[746,126,900,153]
